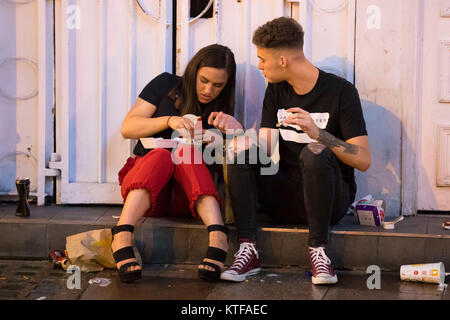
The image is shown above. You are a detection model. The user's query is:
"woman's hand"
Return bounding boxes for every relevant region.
[168,116,195,139]
[283,107,320,140]
[208,112,243,134]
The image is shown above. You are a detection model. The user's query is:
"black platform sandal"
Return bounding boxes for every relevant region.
[198,224,228,282]
[111,224,142,283]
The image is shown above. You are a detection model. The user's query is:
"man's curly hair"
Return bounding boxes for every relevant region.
[252,17,304,50]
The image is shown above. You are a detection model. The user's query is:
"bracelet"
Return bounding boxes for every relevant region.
[167,116,172,128]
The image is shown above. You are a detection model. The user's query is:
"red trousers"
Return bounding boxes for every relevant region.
[118,147,220,218]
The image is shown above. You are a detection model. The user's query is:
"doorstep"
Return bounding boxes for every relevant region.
[0,203,449,271]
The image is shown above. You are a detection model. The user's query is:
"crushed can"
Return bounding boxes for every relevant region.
[49,250,71,270]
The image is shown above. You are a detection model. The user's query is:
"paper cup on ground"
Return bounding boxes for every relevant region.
[400,262,445,285]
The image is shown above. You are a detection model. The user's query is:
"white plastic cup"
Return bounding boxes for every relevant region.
[400,262,445,285]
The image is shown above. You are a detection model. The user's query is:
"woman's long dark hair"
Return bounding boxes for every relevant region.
[169,44,236,116]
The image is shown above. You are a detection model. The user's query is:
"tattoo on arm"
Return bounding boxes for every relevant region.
[317,129,358,155]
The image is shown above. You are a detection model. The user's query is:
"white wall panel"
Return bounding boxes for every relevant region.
[0,0,53,204]
[355,0,406,217]
[177,0,282,129]
[177,0,355,130]
[300,0,355,81]
[55,0,172,204]
[73,0,101,183]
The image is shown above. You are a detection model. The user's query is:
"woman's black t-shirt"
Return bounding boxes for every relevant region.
[133,72,220,157]
[260,69,368,186]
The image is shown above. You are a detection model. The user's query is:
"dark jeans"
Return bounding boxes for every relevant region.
[226,145,356,247]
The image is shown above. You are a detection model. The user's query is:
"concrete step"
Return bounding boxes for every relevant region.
[0,203,449,271]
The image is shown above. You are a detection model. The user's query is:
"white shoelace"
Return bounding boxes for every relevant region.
[309,247,331,274]
[230,242,258,270]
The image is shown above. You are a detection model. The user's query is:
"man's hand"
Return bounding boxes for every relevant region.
[202,129,222,147]
[283,107,320,140]
[282,108,371,172]
[208,112,244,134]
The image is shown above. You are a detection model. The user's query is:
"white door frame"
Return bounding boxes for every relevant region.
[37,0,56,206]
[400,0,424,215]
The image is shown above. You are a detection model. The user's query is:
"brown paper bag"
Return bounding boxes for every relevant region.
[65,228,117,272]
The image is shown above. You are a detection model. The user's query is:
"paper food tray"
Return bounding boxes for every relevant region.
[140,137,189,149]
[355,200,386,227]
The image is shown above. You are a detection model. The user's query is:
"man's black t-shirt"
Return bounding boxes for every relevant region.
[260,69,368,185]
[133,72,220,157]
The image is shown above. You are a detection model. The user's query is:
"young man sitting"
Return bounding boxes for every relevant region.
[221,17,371,285]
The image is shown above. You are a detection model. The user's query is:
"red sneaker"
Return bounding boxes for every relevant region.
[220,240,261,282]
[309,246,338,285]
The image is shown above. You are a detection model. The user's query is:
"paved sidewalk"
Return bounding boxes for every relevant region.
[0,260,448,300]
[0,259,99,300]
